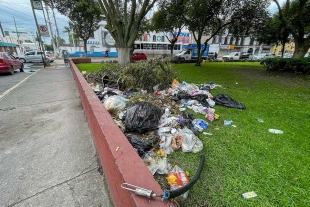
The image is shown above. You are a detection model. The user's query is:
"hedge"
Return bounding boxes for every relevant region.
[260,58,310,74]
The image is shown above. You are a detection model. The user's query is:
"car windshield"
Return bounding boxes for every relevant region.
[179,50,187,55]
[258,54,266,57]
[228,52,236,56]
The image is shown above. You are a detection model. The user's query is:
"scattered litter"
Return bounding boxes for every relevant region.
[143,150,172,175]
[167,165,190,199]
[268,129,283,134]
[116,147,120,151]
[126,134,155,156]
[103,95,128,111]
[242,191,257,199]
[203,132,213,136]
[257,118,264,123]
[231,125,236,128]
[192,119,209,131]
[224,120,233,126]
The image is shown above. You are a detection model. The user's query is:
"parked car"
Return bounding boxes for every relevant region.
[222,52,240,60]
[19,50,54,63]
[45,51,55,62]
[207,52,216,60]
[283,53,293,58]
[253,53,275,60]
[131,52,147,61]
[240,52,253,60]
[0,52,24,75]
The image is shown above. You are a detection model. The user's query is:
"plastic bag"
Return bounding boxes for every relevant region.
[167,165,190,199]
[213,94,246,109]
[126,134,155,157]
[159,134,175,154]
[143,151,172,175]
[103,95,128,111]
[178,127,203,153]
[125,102,163,133]
[192,119,209,131]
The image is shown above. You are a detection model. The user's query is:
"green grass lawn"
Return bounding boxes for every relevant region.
[77,62,310,206]
[75,62,106,73]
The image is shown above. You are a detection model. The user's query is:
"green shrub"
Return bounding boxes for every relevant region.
[96,58,179,91]
[261,58,310,74]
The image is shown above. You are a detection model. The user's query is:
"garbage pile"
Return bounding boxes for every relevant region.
[90,79,246,199]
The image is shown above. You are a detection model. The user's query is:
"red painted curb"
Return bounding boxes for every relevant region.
[70,60,169,207]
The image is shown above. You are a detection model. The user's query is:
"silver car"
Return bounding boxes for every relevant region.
[19,51,54,63]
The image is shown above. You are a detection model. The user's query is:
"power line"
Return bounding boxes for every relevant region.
[0,3,44,20]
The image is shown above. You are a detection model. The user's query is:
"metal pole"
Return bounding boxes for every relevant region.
[51,2,60,56]
[30,0,47,67]
[13,16,20,45]
[45,5,57,56]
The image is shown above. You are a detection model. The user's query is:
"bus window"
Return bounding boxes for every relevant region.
[152,44,156,49]
[143,43,151,49]
[157,44,162,50]
[174,44,180,50]
[163,44,168,50]
[168,44,172,50]
[134,44,140,49]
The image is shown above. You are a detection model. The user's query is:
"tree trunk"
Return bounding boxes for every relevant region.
[83,39,88,57]
[195,43,202,66]
[293,40,310,58]
[118,47,131,67]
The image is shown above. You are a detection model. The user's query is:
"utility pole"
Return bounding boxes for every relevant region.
[51,1,60,57]
[45,5,57,56]
[13,16,20,45]
[30,0,48,67]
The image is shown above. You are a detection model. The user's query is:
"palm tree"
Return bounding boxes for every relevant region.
[63,26,72,45]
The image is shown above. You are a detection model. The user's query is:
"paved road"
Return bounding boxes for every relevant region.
[0,63,42,95]
[0,60,112,207]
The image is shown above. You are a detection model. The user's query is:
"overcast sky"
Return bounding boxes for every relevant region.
[0,0,70,44]
[0,0,285,44]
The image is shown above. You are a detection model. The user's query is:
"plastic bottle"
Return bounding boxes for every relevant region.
[268,129,283,134]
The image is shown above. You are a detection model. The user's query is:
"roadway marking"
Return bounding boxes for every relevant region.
[0,69,40,101]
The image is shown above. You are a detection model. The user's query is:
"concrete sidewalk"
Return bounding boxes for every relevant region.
[0,61,112,206]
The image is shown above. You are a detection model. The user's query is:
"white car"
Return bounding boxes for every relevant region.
[222,52,240,60]
[45,51,55,62]
[254,53,275,60]
[19,50,54,63]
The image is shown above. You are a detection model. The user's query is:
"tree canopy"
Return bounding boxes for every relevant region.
[272,0,310,58]
[150,0,186,58]
[44,0,101,57]
[182,0,270,65]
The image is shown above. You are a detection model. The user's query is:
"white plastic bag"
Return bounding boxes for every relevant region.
[178,127,203,153]
[103,95,127,111]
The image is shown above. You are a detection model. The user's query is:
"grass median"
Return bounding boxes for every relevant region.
[77,61,310,206]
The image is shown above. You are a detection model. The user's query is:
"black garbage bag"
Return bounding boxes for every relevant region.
[179,112,199,137]
[191,94,209,107]
[171,91,191,101]
[200,85,211,91]
[126,135,155,157]
[213,94,246,109]
[125,102,163,133]
[181,111,194,120]
[123,89,139,98]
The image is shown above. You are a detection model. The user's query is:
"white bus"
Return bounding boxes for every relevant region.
[133,41,183,58]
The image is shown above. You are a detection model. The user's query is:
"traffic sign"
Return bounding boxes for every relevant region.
[33,1,43,10]
[12,31,27,34]
[39,25,49,37]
